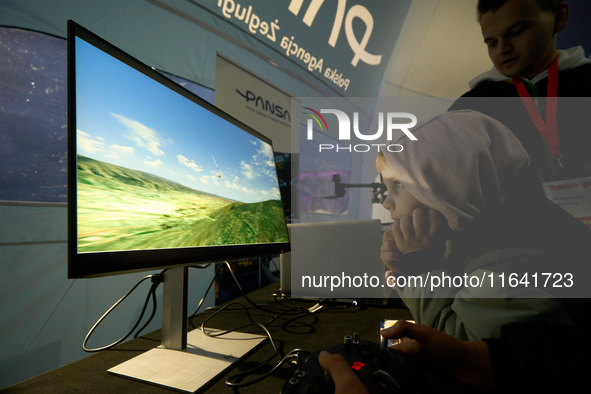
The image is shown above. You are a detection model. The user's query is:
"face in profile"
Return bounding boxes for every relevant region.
[380,165,424,221]
[480,0,563,79]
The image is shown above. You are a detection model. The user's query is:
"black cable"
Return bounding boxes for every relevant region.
[225,349,311,388]
[133,279,160,339]
[81,260,311,357]
[189,262,225,319]
[82,271,165,352]
[219,261,309,315]
[187,261,318,388]
[196,292,282,387]
[84,262,212,351]
[199,263,312,325]
[201,302,312,388]
[190,261,310,329]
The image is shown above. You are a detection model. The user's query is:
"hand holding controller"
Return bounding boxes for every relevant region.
[281,333,471,394]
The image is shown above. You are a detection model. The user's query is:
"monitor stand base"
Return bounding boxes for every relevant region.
[108,328,266,393]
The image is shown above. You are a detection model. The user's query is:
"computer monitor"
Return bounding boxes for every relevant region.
[67,20,290,391]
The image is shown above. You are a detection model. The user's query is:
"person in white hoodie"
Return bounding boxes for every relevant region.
[320,110,591,394]
[449,0,591,190]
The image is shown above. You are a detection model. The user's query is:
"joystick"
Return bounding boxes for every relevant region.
[281,333,472,394]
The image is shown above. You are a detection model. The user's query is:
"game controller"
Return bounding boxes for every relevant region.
[281,333,472,394]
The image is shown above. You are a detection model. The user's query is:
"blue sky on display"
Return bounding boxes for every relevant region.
[75,38,280,204]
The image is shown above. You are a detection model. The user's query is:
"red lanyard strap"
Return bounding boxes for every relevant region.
[513,56,560,157]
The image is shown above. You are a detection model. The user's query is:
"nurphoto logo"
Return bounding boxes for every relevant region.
[303,107,418,152]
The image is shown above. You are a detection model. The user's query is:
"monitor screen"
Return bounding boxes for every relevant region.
[67,21,290,278]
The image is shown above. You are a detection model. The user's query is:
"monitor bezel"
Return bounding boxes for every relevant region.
[67,20,290,279]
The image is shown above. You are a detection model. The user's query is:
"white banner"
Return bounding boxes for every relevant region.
[215,54,297,153]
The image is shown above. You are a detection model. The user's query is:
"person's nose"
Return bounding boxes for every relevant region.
[498,37,513,55]
[382,194,395,211]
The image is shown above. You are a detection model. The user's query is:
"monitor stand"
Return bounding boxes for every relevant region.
[107,266,266,393]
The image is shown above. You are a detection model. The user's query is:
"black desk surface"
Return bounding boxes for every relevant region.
[3,284,412,393]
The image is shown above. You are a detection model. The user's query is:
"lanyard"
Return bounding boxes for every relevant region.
[513,56,560,159]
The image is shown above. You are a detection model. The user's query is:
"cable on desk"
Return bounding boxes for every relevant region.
[187,261,320,388]
[189,261,312,327]
[81,260,317,356]
[225,348,311,388]
[217,261,302,315]
[82,261,219,353]
[82,271,165,352]
[202,303,281,385]
[193,261,317,336]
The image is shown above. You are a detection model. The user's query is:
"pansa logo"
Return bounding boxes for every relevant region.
[303,107,417,152]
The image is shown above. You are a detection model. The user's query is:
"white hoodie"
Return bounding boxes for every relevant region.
[380,110,530,231]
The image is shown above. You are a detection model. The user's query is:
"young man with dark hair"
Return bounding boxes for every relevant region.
[477,0,566,22]
[450,0,591,182]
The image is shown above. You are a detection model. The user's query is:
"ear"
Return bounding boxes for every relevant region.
[554,2,570,34]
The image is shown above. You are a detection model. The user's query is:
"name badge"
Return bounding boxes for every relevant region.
[538,163,591,228]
